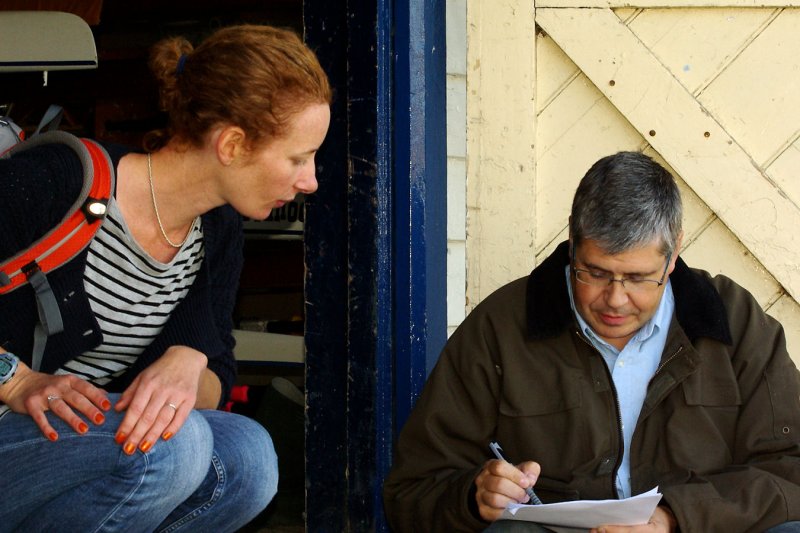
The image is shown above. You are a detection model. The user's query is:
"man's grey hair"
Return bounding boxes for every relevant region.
[569,151,683,256]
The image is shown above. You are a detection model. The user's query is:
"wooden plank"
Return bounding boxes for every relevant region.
[699,9,800,166]
[538,1,800,7]
[680,219,782,307]
[536,75,643,249]
[536,31,580,112]
[627,7,776,95]
[767,138,800,207]
[642,148,716,244]
[466,0,537,306]
[533,52,715,253]
[537,7,800,300]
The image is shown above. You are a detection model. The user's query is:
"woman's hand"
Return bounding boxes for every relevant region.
[590,506,678,533]
[0,362,111,441]
[475,458,541,522]
[113,345,208,455]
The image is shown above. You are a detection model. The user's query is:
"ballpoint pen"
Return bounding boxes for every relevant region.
[489,441,544,505]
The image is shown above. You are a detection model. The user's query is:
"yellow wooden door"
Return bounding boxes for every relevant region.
[465,2,800,362]
[527,3,800,363]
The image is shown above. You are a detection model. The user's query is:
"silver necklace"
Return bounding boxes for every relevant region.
[147,153,193,249]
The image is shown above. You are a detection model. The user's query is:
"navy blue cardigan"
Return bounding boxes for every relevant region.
[0,141,242,405]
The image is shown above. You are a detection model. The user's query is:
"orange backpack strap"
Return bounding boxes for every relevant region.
[0,131,115,370]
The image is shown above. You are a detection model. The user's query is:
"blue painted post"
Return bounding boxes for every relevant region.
[393,0,448,430]
[344,0,395,530]
[304,0,447,529]
[304,5,349,532]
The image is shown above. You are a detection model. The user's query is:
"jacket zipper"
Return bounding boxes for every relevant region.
[653,345,684,377]
[576,333,687,498]
[576,330,624,499]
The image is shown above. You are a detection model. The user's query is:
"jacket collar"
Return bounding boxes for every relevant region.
[526,241,732,345]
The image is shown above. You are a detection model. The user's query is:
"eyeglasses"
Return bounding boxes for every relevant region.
[572,249,672,293]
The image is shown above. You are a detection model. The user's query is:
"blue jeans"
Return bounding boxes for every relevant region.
[767,523,800,533]
[484,522,567,532]
[0,395,278,532]
[484,520,800,532]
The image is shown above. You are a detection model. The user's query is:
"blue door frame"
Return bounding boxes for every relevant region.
[304,0,447,530]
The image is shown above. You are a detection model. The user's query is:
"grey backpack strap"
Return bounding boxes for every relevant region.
[33,104,64,136]
[23,263,64,371]
[31,324,48,373]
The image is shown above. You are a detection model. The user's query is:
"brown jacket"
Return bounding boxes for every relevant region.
[383,242,800,532]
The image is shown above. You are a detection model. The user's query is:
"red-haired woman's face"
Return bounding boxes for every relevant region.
[227,103,330,220]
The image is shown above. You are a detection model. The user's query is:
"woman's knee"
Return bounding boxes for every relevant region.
[147,410,214,496]
[239,417,279,503]
[203,411,279,508]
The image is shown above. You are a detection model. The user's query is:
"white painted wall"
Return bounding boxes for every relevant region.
[446,0,468,336]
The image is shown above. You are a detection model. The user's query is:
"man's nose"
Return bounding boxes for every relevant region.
[604,279,629,307]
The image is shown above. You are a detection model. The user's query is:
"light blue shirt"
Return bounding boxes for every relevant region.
[565,266,675,498]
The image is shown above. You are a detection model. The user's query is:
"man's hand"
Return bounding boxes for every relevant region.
[475,458,541,521]
[590,505,678,533]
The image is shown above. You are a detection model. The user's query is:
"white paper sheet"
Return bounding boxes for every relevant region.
[500,487,662,529]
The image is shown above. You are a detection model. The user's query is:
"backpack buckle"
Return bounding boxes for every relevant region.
[21,260,41,279]
[82,197,108,221]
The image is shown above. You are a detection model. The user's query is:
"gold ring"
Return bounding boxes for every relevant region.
[167,403,178,410]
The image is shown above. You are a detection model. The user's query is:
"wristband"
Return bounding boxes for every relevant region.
[0,352,19,386]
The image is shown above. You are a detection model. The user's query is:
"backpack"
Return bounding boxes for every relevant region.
[0,104,63,156]
[0,116,24,156]
[0,129,115,371]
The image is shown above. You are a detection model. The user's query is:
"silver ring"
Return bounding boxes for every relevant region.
[47,395,60,402]
[167,403,178,411]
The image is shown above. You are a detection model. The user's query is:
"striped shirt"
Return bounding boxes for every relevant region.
[56,197,204,385]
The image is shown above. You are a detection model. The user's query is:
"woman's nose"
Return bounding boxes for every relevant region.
[297,162,318,194]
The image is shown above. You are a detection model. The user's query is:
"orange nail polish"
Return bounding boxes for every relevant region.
[139,440,152,453]
[78,422,89,434]
[48,431,58,442]
[123,442,136,455]
[94,413,105,424]
[162,431,173,441]
[115,432,126,445]
[101,399,112,410]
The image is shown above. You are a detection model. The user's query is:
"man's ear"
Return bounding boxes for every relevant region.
[216,125,247,166]
[568,217,573,260]
[667,231,684,274]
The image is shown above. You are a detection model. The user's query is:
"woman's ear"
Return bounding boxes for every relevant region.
[216,126,247,166]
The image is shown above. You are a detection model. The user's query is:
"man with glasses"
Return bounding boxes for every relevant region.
[384,151,800,532]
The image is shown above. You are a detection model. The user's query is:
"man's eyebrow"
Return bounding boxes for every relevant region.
[581,260,659,277]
